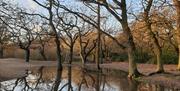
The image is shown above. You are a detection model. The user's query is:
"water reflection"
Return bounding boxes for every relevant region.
[0,66,179,91]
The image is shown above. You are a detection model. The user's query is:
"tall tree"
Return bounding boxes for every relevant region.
[31,0,63,90]
[143,0,164,73]
[60,0,141,77]
[14,13,37,62]
[1,4,38,62]
[93,0,141,77]
[173,0,180,70]
[96,3,101,69]
[56,12,79,91]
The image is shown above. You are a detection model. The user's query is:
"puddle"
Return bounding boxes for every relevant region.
[0,66,179,91]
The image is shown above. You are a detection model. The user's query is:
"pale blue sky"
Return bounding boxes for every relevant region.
[13,0,141,10]
[10,0,142,32]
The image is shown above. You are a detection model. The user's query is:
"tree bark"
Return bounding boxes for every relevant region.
[173,0,180,70]
[0,44,3,58]
[155,48,163,72]
[124,27,140,78]
[49,4,63,91]
[68,45,73,91]
[25,49,30,62]
[67,65,72,91]
[39,47,47,61]
[96,4,101,69]
[121,0,140,78]
[53,37,63,91]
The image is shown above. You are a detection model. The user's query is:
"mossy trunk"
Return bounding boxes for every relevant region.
[122,24,140,77]
[177,39,180,70]
[173,0,180,70]
[155,49,164,72]
[127,46,140,78]
[177,36,180,71]
[121,0,140,78]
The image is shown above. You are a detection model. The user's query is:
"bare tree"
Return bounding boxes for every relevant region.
[58,0,141,77]
[0,1,39,62]
[94,0,141,77]
[56,13,79,91]
[36,25,51,61]
[31,0,63,90]
[76,22,97,66]
[13,14,37,62]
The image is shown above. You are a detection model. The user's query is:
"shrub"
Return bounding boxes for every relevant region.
[134,50,152,63]
[110,53,128,62]
[161,50,178,64]
[147,50,178,64]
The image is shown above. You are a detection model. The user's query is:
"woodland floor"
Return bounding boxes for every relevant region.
[0,58,180,89]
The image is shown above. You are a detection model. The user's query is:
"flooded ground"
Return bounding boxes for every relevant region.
[0,66,179,91]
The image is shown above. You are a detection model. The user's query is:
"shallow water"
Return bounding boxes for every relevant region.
[0,66,179,91]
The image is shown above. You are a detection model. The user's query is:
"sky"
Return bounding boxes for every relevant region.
[13,0,80,10]
[9,0,143,32]
[11,0,42,12]
[12,0,141,10]
[13,0,39,10]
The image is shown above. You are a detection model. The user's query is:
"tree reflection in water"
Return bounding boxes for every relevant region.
[0,66,177,91]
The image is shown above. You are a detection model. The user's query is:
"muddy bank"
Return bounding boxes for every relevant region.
[0,58,56,81]
[86,62,180,90]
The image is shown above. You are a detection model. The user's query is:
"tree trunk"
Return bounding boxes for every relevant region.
[155,48,163,72]
[178,45,180,70]
[0,44,3,58]
[78,30,86,67]
[68,45,73,91]
[80,53,85,67]
[122,23,140,77]
[39,47,47,61]
[53,38,63,91]
[25,49,30,62]
[143,0,164,73]
[121,0,140,78]
[149,25,164,73]
[173,0,180,70]
[67,66,72,91]
[47,1,63,91]
[127,46,140,78]
[128,79,138,91]
[95,70,100,91]
[96,4,101,69]
[149,29,164,72]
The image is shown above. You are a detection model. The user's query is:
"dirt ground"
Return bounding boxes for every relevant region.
[0,58,180,89]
